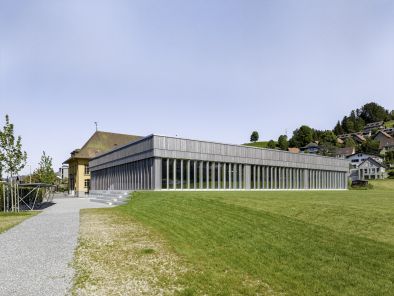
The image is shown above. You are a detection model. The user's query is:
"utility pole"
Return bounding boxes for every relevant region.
[94,122,98,132]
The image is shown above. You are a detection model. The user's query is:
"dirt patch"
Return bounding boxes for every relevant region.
[72,209,187,296]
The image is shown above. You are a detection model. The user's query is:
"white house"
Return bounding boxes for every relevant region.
[346,153,383,169]
[354,158,387,181]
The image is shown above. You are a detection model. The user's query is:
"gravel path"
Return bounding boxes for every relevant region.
[0,198,111,296]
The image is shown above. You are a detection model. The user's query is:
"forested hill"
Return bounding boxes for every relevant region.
[246,102,394,155]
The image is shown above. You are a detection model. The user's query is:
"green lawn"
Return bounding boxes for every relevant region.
[0,212,38,234]
[243,141,273,149]
[74,188,394,295]
[369,178,394,190]
[384,120,394,128]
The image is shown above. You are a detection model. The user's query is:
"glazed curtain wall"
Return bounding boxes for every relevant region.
[161,158,347,190]
[161,158,245,190]
[90,158,154,191]
[249,164,346,190]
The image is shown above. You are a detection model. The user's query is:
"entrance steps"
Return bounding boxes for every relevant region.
[89,190,131,206]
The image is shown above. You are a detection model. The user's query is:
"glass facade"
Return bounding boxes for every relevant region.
[161,158,247,190]
[90,157,347,192]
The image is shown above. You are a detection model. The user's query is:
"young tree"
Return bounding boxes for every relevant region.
[250,131,259,143]
[32,151,57,184]
[0,115,27,211]
[277,135,289,151]
[0,115,27,178]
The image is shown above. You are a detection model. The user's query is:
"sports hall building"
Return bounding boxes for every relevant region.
[89,135,349,192]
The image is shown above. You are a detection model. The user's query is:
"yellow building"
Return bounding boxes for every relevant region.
[63,131,141,196]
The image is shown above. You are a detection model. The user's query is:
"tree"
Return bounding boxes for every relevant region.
[32,151,57,184]
[0,115,27,178]
[385,151,394,164]
[333,121,344,135]
[0,115,27,211]
[359,102,389,123]
[344,138,356,148]
[360,139,380,155]
[277,135,289,151]
[267,140,276,149]
[289,125,313,148]
[250,131,259,143]
[319,142,337,157]
[320,130,337,145]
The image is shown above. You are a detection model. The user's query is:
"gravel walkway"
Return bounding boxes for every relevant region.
[0,197,111,296]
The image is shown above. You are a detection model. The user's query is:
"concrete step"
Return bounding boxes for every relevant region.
[89,191,131,206]
[89,198,126,206]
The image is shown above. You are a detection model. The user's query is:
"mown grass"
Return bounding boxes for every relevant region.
[73,187,394,295]
[384,120,394,128]
[0,211,38,234]
[112,190,394,295]
[243,141,273,149]
[369,178,394,191]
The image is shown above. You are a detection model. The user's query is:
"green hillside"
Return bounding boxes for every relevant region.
[74,190,394,295]
[243,141,273,148]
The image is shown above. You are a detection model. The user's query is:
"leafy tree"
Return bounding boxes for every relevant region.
[289,125,313,148]
[359,102,389,123]
[320,130,337,145]
[360,139,380,155]
[32,151,57,184]
[385,151,394,164]
[0,115,27,178]
[333,121,344,135]
[250,131,259,143]
[277,135,289,151]
[267,140,276,149]
[319,142,337,157]
[344,138,356,148]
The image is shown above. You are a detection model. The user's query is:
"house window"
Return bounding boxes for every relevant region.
[84,165,90,175]
[84,179,90,189]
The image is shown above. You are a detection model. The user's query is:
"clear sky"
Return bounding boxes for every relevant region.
[1,0,394,174]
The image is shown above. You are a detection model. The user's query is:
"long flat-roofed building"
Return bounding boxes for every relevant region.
[89,135,349,193]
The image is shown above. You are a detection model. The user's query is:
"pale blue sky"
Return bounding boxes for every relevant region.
[1,0,393,173]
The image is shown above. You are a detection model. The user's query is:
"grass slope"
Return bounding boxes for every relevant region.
[75,190,394,295]
[243,141,273,149]
[384,120,394,128]
[0,212,38,234]
[369,178,394,191]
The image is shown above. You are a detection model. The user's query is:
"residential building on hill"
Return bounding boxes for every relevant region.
[335,147,355,158]
[300,142,320,154]
[346,153,383,169]
[63,131,142,196]
[363,121,385,133]
[350,157,387,181]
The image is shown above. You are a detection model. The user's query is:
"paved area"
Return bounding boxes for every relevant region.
[0,198,111,296]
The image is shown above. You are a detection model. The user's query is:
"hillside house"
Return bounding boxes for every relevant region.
[335,147,355,158]
[346,153,383,169]
[300,143,320,154]
[350,157,387,181]
[363,121,385,133]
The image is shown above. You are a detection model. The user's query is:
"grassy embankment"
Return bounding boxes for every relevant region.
[0,212,38,234]
[73,186,394,295]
